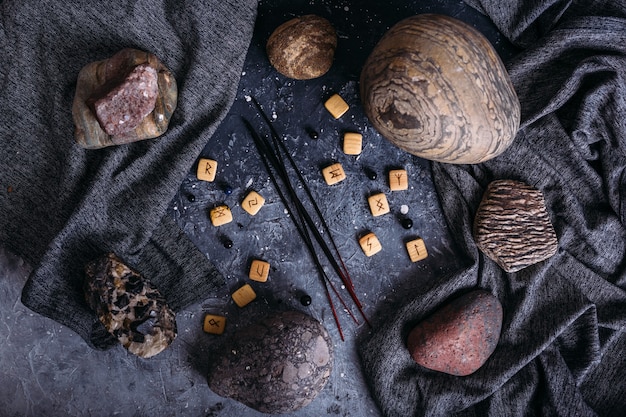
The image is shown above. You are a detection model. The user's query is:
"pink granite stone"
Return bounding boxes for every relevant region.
[93,63,159,136]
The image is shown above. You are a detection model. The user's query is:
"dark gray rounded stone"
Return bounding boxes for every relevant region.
[207,310,333,414]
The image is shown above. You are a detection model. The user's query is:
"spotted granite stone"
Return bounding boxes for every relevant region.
[473,179,558,272]
[407,290,503,376]
[84,253,177,358]
[207,310,333,414]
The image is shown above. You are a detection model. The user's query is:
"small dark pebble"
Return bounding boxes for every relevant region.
[186,193,196,202]
[401,218,413,229]
[220,236,234,249]
[305,127,319,140]
[222,185,233,196]
[363,167,377,180]
[300,294,312,306]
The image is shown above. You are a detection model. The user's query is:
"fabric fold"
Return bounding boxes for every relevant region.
[360,1,626,415]
[1,0,258,348]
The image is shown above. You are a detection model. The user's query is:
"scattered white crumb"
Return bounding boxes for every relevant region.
[400,204,409,214]
[244,95,252,102]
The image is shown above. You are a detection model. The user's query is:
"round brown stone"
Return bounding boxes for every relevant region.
[266,15,337,80]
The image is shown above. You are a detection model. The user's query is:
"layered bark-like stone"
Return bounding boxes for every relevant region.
[407,290,503,376]
[207,310,333,414]
[84,253,177,358]
[473,179,558,272]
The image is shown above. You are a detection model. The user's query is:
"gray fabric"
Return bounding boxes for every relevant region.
[360,1,626,416]
[0,0,257,349]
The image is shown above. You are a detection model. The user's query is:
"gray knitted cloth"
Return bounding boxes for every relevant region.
[0,0,257,349]
[360,1,626,416]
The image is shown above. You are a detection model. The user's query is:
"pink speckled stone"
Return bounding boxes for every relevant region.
[407,290,503,376]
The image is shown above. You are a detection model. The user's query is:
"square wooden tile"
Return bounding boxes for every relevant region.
[210,205,233,226]
[249,259,270,282]
[324,94,349,119]
[242,190,265,216]
[343,132,363,155]
[389,169,408,191]
[197,158,217,182]
[368,193,390,217]
[203,314,226,335]
[359,232,382,257]
[232,284,256,307]
[322,163,346,185]
[406,238,428,262]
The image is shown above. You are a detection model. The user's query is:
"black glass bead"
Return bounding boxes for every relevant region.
[221,237,233,249]
[363,167,377,180]
[401,218,413,229]
[300,294,312,306]
[186,193,196,202]
[305,127,319,140]
[222,185,233,196]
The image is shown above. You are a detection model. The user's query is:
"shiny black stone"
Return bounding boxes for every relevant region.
[401,218,413,229]
[221,237,234,249]
[300,294,312,306]
[186,193,196,202]
[363,167,377,180]
[305,126,319,140]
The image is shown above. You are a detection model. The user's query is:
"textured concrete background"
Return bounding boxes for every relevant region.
[0,1,513,415]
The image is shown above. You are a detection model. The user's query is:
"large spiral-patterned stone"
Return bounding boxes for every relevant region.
[360,14,520,164]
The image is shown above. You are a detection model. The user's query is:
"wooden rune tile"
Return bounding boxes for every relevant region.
[368,192,390,217]
[203,314,226,335]
[210,205,233,227]
[242,190,265,216]
[406,238,428,262]
[322,162,347,185]
[359,232,382,257]
[324,94,349,119]
[197,158,217,182]
[343,132,363,155]
[232,284,256,307]
[389,169,408,191]
[249,259,270,282]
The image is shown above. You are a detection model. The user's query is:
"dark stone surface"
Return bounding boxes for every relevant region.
[207,310,333,414]
[407,290,503,376]
[0,1,515,415]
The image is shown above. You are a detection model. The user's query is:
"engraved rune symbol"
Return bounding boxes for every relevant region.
[394,172,404,184]
[330,168,342,178]
[366,237,373,250]
[248,197,258,207]
[204,162,213,175]
[214,207,226,217]
[414,244,421,255]
[255,263,266,277]
[376,198,385,211]
[208,318,220,327]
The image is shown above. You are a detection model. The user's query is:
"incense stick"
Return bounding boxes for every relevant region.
[242,118,357,340]
[243,97,371,334]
